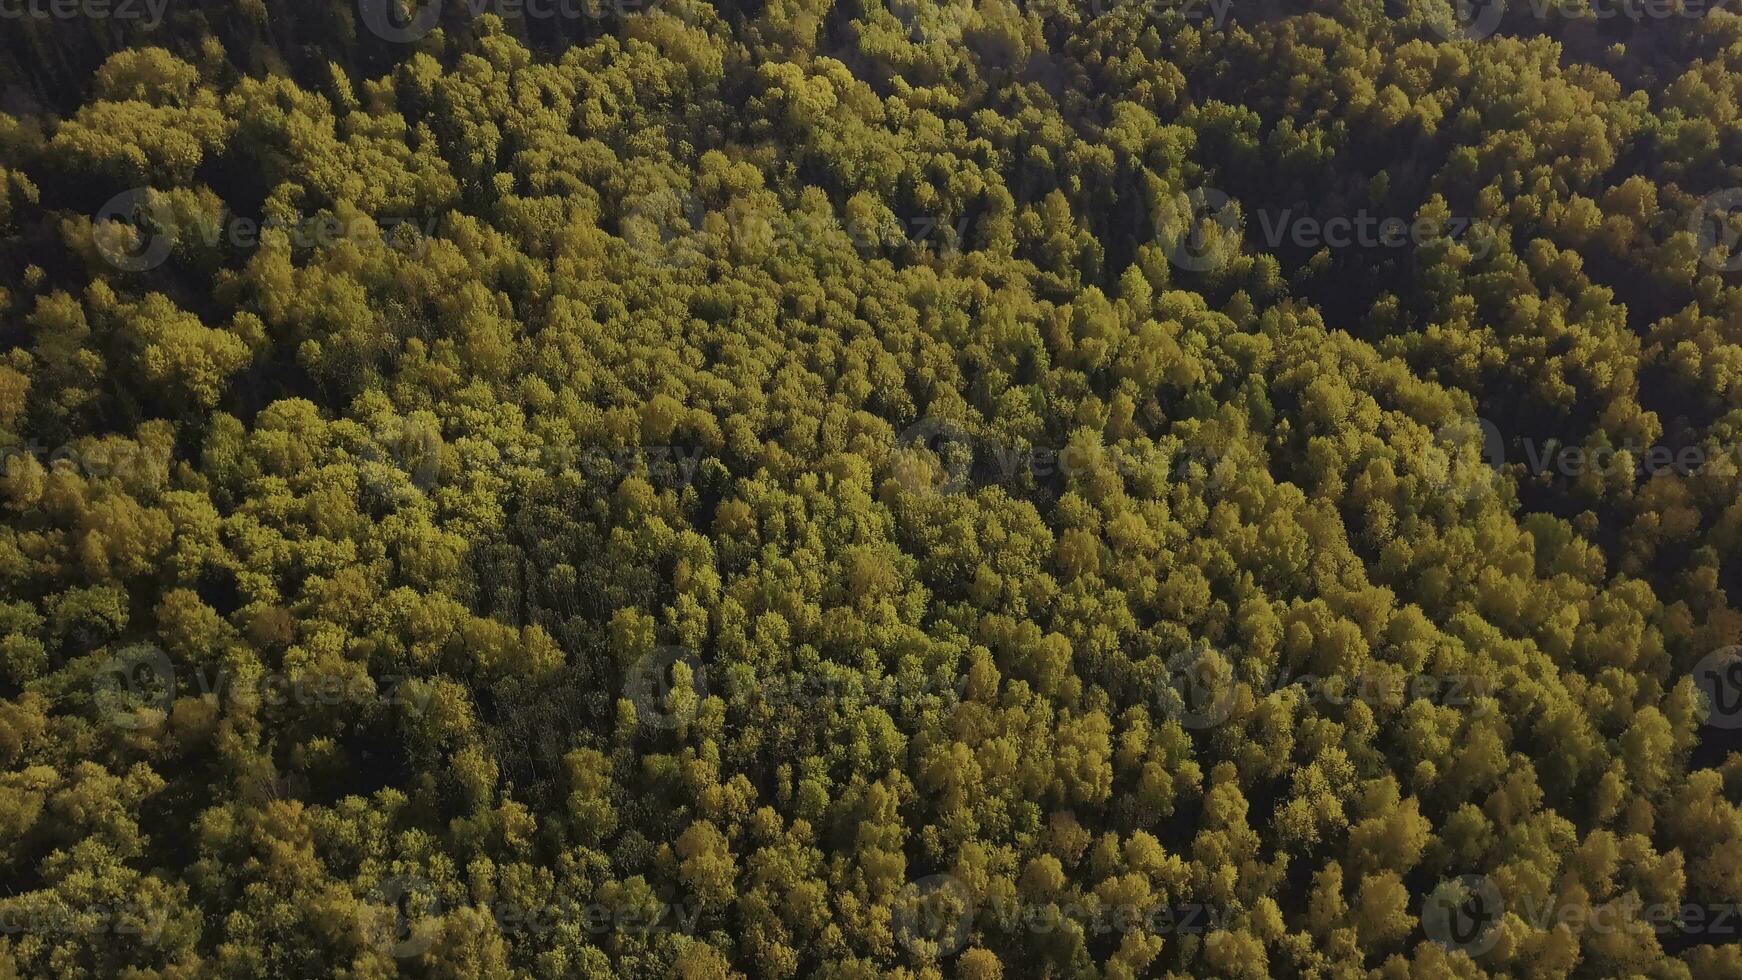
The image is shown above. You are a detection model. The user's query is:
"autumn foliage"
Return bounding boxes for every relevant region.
[0,1,1741,978]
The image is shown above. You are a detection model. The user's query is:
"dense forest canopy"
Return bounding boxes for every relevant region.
[2,0,1742,977]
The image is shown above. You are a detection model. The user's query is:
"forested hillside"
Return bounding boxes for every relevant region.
[2,0,1742,977]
